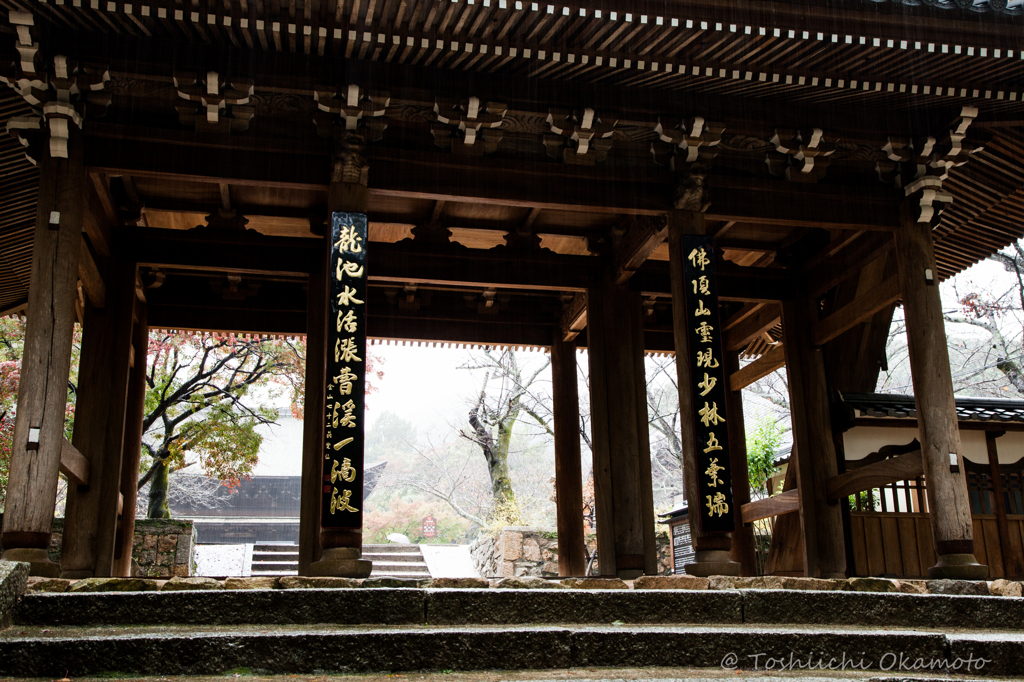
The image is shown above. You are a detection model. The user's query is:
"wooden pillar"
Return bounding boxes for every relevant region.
[586,268,656,579]
[986,432,1021,578]
[668,208,740,577]
[309,133,371,578]
[112,299,148,577]
[724,350,757,576]
[298,257,327,576]
[0,130,85,577]
[61,260,137,578]
[551,335,586,577]
[894,203,987,580]
[780,297,847,578]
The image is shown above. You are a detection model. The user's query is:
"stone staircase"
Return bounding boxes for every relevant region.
[2,584,1024,677]
[249,543,431,579]
[362,543,431,579]
[249,543,299,576]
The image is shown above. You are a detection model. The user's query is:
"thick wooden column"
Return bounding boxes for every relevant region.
[61,260,137,578]
[0,131,85,577]
[986,432,1021,578]
[668,208,740,577]
[781,297,847,578]
[298,256,327,576]
[724,351,757,576]
[551,335,586,577]
[112,299,148,577]
[309,134,371,578]
[587,268,656,578]
[895,204,987,580]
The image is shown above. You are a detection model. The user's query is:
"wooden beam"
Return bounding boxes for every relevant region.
[826,450,923,500]
[722,303,764,333]
[634,261,795,302]
[59,438,90,486]
[811,276,901,346]
[741,489,800,524]
[724,304,780,352]
[0,299,28,318]
[613,215,668,284]
[729,345,785,391]
[77,240,106,309]
[807,232,894,299]
[84,173,115,257]
[560,292,588,341]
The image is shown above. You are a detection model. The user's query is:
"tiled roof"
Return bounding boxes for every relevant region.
[841,392,1024,424]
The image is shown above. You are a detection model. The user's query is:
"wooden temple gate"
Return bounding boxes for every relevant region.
[1,0,1023,582]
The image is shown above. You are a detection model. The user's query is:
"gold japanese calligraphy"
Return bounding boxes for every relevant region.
[334,225,363,254]
[696,348,719,369]
[335,337,362,363]
[695,321,714,343]
[705,457,725,486]
[336,285,364,307]
[687,247,711,271]
[692,276,710,296]
[337,309,358,333]
[704,432,723,454]
[330,487,359,514]
[705,492,729,517]
[698,401,725,427]
[694,300,711,316]
[331,457,357,483]
[336,259,365,281]
[333,368,357,395]
[697,372,717,397]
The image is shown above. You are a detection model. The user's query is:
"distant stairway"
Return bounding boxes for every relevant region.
[249,543,431,579]
[249,543,299,576]
[362,543,431,579]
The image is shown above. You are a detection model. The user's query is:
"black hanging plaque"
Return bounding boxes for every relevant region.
[321,212,368,530]
[683,235,736,533]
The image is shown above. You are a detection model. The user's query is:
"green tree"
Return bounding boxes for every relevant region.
[137,332,299,518]
[746,416,783,499]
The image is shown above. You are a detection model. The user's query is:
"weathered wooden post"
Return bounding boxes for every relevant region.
[112,299,149,577]
[61,260,138,578]
[550,334,586,577]
[306,89,387,577]
[724,350,757,576]
[781,295,847,578]
[895,196,987,579]
[0,19,101,574]
[587,268,657,579]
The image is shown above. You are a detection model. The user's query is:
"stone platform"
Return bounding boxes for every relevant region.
[1,582,1022,678]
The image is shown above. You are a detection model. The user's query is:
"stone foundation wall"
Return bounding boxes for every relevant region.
[471,526,673,578]
[0,516,195,578]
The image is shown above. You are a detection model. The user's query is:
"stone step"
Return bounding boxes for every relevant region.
[360,552,428,563]
[14,588,1024,632]
[363,544,423,554]
[0,622,1017,677]
[250,561,299,572]
[252,544,299,553]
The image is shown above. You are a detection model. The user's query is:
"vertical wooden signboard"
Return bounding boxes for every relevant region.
[683,236,736,533]
[322,212,368,531]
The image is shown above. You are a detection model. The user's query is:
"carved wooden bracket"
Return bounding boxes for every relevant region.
[432,96,506,154]
[2,12,110,163]
[766,128,836,182]
[174,71,254,134]
[545,108,617,165]
[314,84,389,141]
[878,107,983,223]
[651,116,724,171]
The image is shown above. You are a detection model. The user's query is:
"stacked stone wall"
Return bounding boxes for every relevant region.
[0,516,195,578]
[470,526,673,577]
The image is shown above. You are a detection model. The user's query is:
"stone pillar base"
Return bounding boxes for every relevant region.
[59,570,94,580]
[927,553,989,580]
[616,568,644,580]
[1,548,61,578]
[685,550,741,577]
[308,547,373,579]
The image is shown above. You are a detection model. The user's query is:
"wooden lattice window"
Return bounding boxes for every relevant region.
[846,440,927,514]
